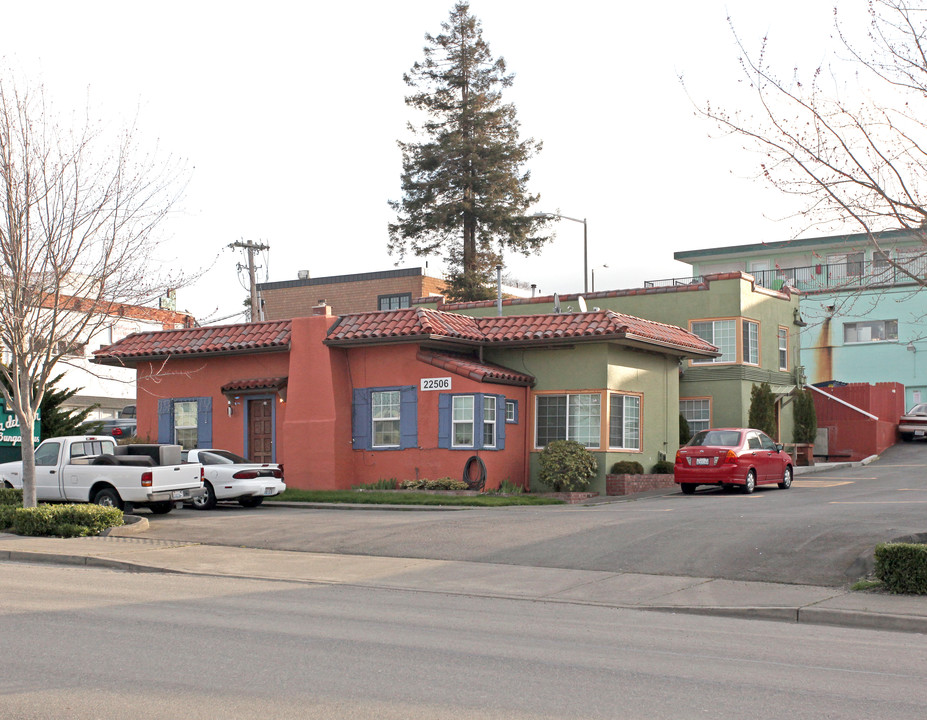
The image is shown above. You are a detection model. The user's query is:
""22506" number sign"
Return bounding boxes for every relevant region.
[420,377,452,391]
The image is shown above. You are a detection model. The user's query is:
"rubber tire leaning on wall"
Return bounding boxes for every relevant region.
[463,455,486,491]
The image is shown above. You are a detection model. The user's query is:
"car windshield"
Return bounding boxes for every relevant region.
[198,449,250,465]
[688,430,743,448]
[906,404,927,415]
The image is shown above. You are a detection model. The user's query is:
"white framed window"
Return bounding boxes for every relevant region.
[483,396,497,448]
[371,390,401,447]
[691,320,736,363]
[844,320,898,344]
[609,394,640,450]
[778,328,788,371]
[535,393,601,448]
[173,400,198,450]
[505,399,517,423]
[743,320,759,365]
[452,395,475,447]
[680,398,711,435]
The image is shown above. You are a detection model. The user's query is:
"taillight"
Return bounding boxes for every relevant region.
[141,471,152,487]
[278,464,284,477]
[113,427,123,437]
[674,451,682,465]
[200,467,205,483]
[724,450,738,465]
[233,470,259,479]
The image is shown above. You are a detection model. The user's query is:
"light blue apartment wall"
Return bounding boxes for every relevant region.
[799,286,927,408]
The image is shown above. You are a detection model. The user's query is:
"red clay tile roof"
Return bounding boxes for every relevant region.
[327,308,717,357]
[92,319,292,364]
[416,351,534,386]
[221,377,288,394]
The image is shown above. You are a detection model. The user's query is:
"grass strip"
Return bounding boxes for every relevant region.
[268,489,564,506]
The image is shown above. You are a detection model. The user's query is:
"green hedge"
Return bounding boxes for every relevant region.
[0,488,23,506]
[874,542,927,594]
[3,504,124,538]
[539,440,597,492]
[610,460,644,475]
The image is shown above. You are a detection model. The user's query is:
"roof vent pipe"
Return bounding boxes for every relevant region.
[496,265,503,317]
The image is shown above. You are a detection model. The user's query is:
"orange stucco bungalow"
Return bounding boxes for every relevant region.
[92,304,717,492]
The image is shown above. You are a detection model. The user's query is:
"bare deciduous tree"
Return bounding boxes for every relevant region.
[687,0,927,281]
[0,74,185,507]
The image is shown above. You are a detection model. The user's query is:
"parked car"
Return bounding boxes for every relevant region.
[79,418,137,439]
[898,403,927,441]
[0,436,204,513]
[181,448,285,509]
[674,428,793,495]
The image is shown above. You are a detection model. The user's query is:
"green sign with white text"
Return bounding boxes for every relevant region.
[0,397,41,447]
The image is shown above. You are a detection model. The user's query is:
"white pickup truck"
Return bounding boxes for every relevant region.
[0,436,205,514]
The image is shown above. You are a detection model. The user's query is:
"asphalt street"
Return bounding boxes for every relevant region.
[3,562,926,720]
[130,443,927,587]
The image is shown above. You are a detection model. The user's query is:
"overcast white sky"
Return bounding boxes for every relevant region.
[4,1,854,321]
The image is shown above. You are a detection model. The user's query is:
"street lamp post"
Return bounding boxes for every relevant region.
[592,264,608,292]
[533,212,588,293]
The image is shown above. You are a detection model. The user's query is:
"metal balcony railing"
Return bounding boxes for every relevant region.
[645,258,927,292]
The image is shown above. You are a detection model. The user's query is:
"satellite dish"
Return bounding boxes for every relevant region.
[577,296,587,312]
[553,293,561,313]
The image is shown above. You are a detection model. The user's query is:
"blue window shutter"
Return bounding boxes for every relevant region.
[438,393,451,449]
[473,394,485,450]
[496,395,506,450]
[196,397,213,448]
[157,399,172,443]
[353,389,371,450]
[399,386,418,450]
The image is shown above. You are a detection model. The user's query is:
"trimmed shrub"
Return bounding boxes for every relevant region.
[748,382,777,437]
[9,504,124,538]
[353,478,398,490]
[679,413,691,445]
[651,460,674,474]
[0,487,23,506]
[610,460,644,475]
[793,388,817,444]
[539,440,597,492]
[0,504,15,531]
[874,542,927,594]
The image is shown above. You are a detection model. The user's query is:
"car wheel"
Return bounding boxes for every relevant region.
[778,465,793,490]
[680,483,696,495]
[192,481,217,511]
[901,432,914,442]
[93,487,124,510]
[2,480,12,489]
[742,470,756,494]
[238,496,264,508]
[148,501,173,515]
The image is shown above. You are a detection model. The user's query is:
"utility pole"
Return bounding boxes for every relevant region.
[229,239,270,322]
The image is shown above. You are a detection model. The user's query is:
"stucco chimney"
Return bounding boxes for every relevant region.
[312,302,332,317]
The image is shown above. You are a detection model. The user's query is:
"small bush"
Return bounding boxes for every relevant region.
[353,478,398,490]
[539,440,597,492]
[0,504,15,531]
[793,388,817,444]
[0,487,23,506]
[610,461,644,475]
[498,478,523,495]
[9,504,124,538]
[651,460,674,474]
[399,478,469,491]
[874,542,927,594]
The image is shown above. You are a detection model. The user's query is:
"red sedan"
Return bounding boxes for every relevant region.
[674,428,793,495]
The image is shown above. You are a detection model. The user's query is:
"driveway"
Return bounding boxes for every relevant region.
[134,443,927,586]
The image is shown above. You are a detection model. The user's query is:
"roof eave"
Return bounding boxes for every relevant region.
[91,344,290,367]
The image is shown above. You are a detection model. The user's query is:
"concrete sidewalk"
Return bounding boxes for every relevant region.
[2,529,925,635]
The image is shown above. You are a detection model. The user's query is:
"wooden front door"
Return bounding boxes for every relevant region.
[248,398,274,462]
